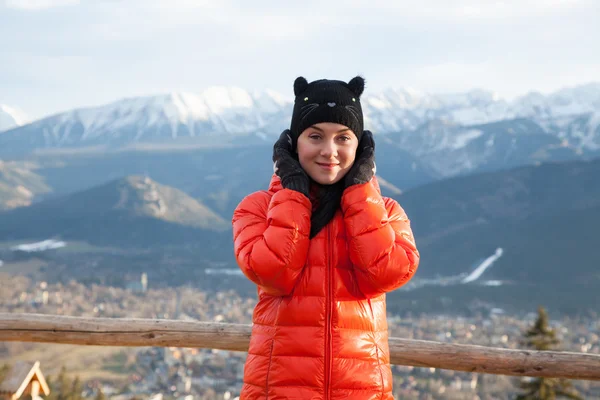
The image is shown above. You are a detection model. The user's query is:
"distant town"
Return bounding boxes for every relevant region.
[1,273,599,399]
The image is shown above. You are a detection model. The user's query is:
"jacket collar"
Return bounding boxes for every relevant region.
[268,174,283,193]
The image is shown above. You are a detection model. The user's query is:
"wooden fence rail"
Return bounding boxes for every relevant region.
[1,313,599,381]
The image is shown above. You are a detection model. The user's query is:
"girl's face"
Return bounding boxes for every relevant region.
[296,122,359,185]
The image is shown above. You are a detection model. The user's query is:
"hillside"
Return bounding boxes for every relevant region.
[0,160,50,210]
[0,176,228,246]
[386,157,600,314]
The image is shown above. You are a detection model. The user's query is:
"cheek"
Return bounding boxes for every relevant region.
[340,147,357,167]
[296,143,314,167]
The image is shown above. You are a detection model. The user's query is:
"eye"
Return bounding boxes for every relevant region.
[304,97,309,101]
[308,133,321,140]
[338,135,351,142]
[352,98,356,102]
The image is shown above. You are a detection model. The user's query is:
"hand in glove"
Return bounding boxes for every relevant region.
[344,130,376,188]
[272,129,310,197]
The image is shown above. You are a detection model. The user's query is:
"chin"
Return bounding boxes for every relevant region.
[313,177,337,185]
[309,171,346,185]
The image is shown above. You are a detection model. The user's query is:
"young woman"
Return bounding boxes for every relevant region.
[232,76,420,400]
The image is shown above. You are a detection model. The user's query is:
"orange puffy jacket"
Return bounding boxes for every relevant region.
[232,174,419,400]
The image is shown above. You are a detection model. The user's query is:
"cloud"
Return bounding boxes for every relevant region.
[0,0,597,118]
[4,0,79,10]
[61,1,319,45]
[406,61,600,99]
[342,0,590,20]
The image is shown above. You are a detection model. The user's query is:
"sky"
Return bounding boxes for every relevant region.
[1,0,599,120]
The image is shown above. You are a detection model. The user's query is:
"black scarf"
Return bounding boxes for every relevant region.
[309,179,345,239]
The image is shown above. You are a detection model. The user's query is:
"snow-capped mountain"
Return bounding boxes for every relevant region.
[0,104,29,132]
[1,83,598,167]
[0,88,292,152]
[365,84,600,149]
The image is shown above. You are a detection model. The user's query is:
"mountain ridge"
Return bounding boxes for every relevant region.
[395,156,600,282]
[0,104,29,132]
[1,82,598,151]
[0,175,229,246]
[1,156,599,313]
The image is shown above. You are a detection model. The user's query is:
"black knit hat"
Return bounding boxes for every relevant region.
[289,76,365,149]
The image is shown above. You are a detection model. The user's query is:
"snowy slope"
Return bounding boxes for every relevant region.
[0,104,29,132]
[0,88,292,151]
[1,83,599,159]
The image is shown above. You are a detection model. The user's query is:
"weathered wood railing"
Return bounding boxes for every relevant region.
[1,313,599,381]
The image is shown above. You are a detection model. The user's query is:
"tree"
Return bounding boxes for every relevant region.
[45,366,84,400]
[68,376,84,400]
[515,306,583,400]
[46,366,69,400]
[522,306,559,351]
[0,364,9,382]
[95,388,106,400]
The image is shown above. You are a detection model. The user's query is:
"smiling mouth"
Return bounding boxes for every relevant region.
[316,162,339,169]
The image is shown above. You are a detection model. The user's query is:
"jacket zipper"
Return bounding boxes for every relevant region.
[324,224,333,400]
[367,298,385,392]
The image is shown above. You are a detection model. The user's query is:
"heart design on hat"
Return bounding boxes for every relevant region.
[327,102,336,107]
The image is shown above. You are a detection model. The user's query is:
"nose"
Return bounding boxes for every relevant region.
[320,139,338,159]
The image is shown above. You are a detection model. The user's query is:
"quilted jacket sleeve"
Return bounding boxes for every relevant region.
[232,188,311,296]
[341,181,420,298]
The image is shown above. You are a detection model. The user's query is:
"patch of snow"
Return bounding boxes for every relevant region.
[205,268,243,276]
[11,239,67,252]
[0,104,29,131]
[483,280,504,287]
[449,108,488,125]
[462,248,503,283]
[451,129,483,149]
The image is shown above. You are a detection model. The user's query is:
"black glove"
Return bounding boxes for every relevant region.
[272,130,310,197]
[344,130,376,188]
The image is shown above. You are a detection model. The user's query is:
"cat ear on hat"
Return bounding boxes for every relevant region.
[294,76,309,96]
[347,76,365,97]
